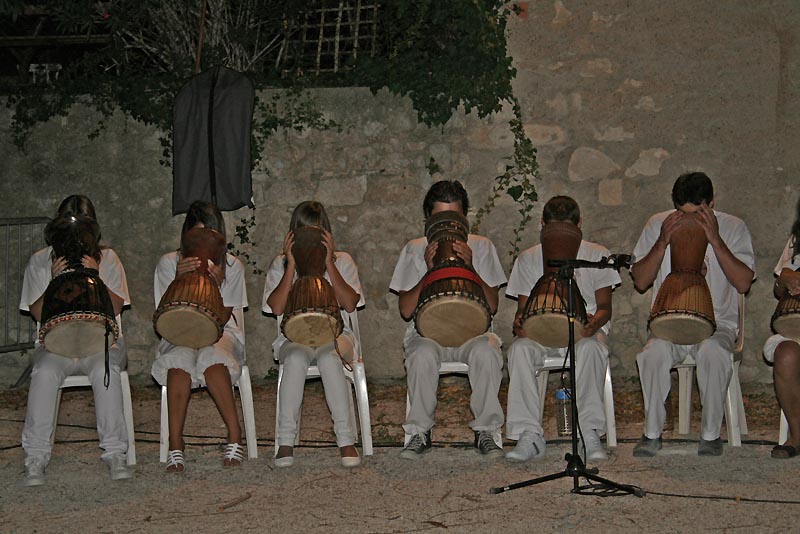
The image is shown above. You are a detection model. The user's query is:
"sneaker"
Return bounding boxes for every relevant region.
[474,430,504,458]
[580,429,608,461]
[698,438,723,457]
[633,435,663,457]
[273,446,295,468]
[23,458,46,487]
[105,453,133,481]
[400,430,432,459]
[505,431,546,462]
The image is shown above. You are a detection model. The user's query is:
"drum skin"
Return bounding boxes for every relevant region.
[648,213,716,345]
[39,269,119,357]
[281,226,344,347]
[521,274,587,348]
[153,227,228,349]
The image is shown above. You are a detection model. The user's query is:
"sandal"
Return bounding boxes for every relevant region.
[771,444,798,459]
[223,443,245,467]
[166,450,185,472]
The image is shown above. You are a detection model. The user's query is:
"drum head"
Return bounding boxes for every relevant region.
[773,314,800,341]
[43,320,111,358]
[156,306,222,349]
[416,296,490,347]
[522,313,577,348]
[283,312,342,348]
[649,314,715,345]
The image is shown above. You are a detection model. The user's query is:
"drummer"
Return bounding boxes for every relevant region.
[20,195,131,487]
[763,197,800,459]
[504,196,621,462]
[151,201,248,472]
[631,172,755,457]
[389,180,507,459]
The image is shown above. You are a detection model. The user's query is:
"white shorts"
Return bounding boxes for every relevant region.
[151,332,244,388]
[763,333,800,363]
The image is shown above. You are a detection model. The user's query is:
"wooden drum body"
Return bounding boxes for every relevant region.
[521,221,585,348]
[648,213,716,345]
[153,227,227,349]
[414,210,491,347]
[281,227,343,347]
[40,269,119,357]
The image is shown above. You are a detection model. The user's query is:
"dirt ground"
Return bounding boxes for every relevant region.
[1,376,799,533]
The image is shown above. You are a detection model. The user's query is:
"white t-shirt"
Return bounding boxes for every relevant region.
[773,238,800,276]
[632,209,755,332]
[389,234,507,340]
[506,240,621,335]
[262,251,364,355]
[154,251,248,346]
[20,246,130,346]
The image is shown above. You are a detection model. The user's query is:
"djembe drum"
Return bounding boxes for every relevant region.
[153,227,228,349]
[771,268,800,340]
[39,216,119,357]
[281,226,344,347]
[414,210,491,347]
[648,212,716,344]
[520,221,587,348]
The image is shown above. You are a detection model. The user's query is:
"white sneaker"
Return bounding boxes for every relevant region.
[23,458,46,487]
[505,431,546,462]
[105,453,133,481]
[580,429,608,461]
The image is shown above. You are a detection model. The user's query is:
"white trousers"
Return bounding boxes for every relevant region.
[22,338,128,466]
[505,334,609,441]
[403,333,504,436]
[276,333,356,447]
[637,327,736,441]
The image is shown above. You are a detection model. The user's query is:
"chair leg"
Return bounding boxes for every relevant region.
[733,364,748,436]
[780,409,789,445]
[237,366,258,459]
[344,372,359,445]
[120,371,136,465]
[724,380,741,447]
[603,365,617,448]
[404,392,412,446]
[159,385,169,463]
[677,367,694,435]
[50,388,64,446]
[352,363,373,456]
[274,365,283,456]
[536,370,550,422]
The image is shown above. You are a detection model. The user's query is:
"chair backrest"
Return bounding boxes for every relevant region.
[232,307,246,359]
[343,309,364,363]
[734,292,745,354]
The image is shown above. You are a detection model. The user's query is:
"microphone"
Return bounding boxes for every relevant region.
[547,254,635,272]
[608,254,634,271]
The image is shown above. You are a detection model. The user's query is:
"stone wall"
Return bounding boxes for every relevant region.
[1,1,798,389]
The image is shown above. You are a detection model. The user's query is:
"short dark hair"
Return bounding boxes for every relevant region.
[182,201,225,237]
[289,201,331,232]
[672,172,714,207]
[56,194,97,221]
[542,196,580,225]
[423,180,469,218]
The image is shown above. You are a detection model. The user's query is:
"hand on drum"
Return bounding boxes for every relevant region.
[81,255,100,271]
[208,263,225,287]
[283,231,296,270]
[780,270,800,297]
[176,256,203,276]
[51,257,68,277]
[657,210,686,248]
[512,311,527,338]
[696,202,722,247]
[424,241,438,269]
[451,240,473,268]
[321,229,337,267]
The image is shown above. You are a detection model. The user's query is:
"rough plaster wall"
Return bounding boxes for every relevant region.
[0,0,798,389]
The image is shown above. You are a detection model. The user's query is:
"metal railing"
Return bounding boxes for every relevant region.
[0,217,49,353]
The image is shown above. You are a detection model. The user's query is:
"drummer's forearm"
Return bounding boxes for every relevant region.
[398,287,421,321]
[631,242,666,293]
[267,273,294,315]
[108,290,124,316]
[327,266,358,312]
[29,297,43,323]
[481,282,499,314]
[711,241,753,293]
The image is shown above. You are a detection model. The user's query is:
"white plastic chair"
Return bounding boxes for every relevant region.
[779,410,789,445]
[535,354,618,447]
[159,307,258,461]
[274,310,373,456]
[403,359,503,448]
[52,315,137,465]
[671,293,747,446]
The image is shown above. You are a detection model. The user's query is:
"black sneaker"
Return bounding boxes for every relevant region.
[400,430,432,459]
[474,430,503,458]
[698,438,723,456]
[633,435,662,457]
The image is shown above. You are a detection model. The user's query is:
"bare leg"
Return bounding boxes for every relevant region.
[276,445,293,459]
[774,340,800,448]
[166,368,191,471]
[340,445,358,458]
[204,364,242,465]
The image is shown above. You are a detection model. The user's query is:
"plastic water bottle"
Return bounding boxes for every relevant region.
[556,387,572,437]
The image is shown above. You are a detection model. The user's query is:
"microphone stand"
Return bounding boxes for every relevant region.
[490,256,644,497]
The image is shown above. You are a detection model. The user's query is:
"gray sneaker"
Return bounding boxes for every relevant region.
[474,430,503,458]
[580,429,608,461]
[105,453,133,481]
[633,435,662,457]
[698,438,723,456]
[23,458,46,487]
[400,430,432,459]
[505,431,546,462]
